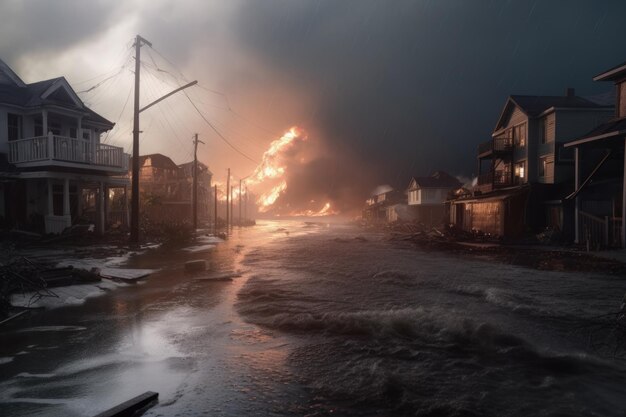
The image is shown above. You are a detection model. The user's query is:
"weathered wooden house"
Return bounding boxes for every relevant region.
[450,91,612,238]
[177,161,213,220]
[0,58,129,234]
[362,186,403,223]
[406,171,461,227]
[135,153,212,223]
[565,61,626,248]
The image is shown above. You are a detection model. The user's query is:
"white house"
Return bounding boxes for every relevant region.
[0,58,129,234]
[406,171,461,227]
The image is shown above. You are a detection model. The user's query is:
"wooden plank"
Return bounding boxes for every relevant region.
[92,391,158,417]
[100,268,156,282]
[0,310,30,326]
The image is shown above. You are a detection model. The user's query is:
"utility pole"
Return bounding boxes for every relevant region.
[129,34,197,244]
[192,133,204,231]
[226,168,230,230]
[230,186,234,229]
[130,35,151,244]
[244,182,248,222]
[239,178,242,226]
[214,184,218,234]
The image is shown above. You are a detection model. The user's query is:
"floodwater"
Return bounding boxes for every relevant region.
[1,221,626,416]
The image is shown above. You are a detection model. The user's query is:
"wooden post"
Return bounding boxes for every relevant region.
[622,137,626,248]
[63,178,70,217]
[239,178,242,226]
[47,179,54,216]
[226,168,230,229]
[574,147,580,244]
[214,184,218,233]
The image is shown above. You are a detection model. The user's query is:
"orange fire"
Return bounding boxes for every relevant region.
[288,202,338,217]
[257,181,287,213]
[250,127,305,212]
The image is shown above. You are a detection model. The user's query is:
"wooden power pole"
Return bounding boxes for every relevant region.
[226,168,230,229]
[192,133,204,231]
[214,184,218,233]
[130,35,151,244]
[239,179,242,226]
[129,34,197,244]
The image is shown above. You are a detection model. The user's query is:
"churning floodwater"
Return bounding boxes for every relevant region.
[1,220,626,416]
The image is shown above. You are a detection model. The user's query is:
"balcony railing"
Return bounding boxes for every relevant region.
[477,170,512,187]
[8,135,127,169]
[478,137,513,155]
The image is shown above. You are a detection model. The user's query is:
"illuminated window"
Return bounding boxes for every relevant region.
[514,123,526,147]
[514,162,525,179]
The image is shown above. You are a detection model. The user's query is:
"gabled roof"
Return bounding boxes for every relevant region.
[494,94,611,131]
[408,171,461,189]
[0,58,25,87]
[0,58,113,128]
[178,161,213,176]
[565,118,626,148]
[138,153,179,170]
[594,61,626,82]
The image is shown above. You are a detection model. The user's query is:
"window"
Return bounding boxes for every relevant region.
[34,119,43,136]
[69,127,77,138]
[82,130,91,140]
[7,113,21,140]
[514,123,526,147]
[539,157,547,177]
[514,162,525,179]
[540,118,547,144]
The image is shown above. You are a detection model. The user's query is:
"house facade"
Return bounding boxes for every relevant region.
[565,61,626,248]
[407,171,461,227]
[0,59,129,234]
[362,186,403,223]
[136,153,213,223]
[451,91,612,237]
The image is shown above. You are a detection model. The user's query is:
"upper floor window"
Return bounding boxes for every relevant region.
[7,113,22,141]
[514,161,526,179]
[513,123,526,147]
[540,118,547,144]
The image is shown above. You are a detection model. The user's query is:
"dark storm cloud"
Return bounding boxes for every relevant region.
[232,0,626,189]
[0,0,122,62]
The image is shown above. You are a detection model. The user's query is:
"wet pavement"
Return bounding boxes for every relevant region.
[0,222,304,416]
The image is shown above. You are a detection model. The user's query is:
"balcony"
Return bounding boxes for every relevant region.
[477,137,513,158]
[475,170,514,193]
[8,134,129,172]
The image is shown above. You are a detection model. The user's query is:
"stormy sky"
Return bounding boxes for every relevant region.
[1,0,625,215]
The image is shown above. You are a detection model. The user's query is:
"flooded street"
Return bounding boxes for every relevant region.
[2,220,626,416]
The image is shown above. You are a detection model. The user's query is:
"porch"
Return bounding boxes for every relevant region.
[2,173,130,235]
[8,133,128,172]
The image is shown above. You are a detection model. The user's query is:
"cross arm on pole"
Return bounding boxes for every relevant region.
[139,80,198,114]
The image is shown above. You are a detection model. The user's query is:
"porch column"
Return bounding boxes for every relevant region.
[63,178,70,217]
[622,138,626,249]
[124,185,130,228]
[42,109,48,135]
[77,116,83,140]
[104,185,110,229]
[574,147,580,244]
[47,179,54,216]
[98,182,105,235]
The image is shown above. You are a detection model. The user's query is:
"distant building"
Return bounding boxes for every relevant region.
[134,153,212,223]
[362,186,403,223]
[177,161,213,220]
[406,171,461,227]
[0,58,129,234]
[451,91,613,238]
[565,61,626,248]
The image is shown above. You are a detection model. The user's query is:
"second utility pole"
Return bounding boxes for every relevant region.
[226,168,230,230]
[192,133,204,231]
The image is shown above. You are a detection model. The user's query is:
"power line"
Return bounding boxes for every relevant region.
[185,92,258,164]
